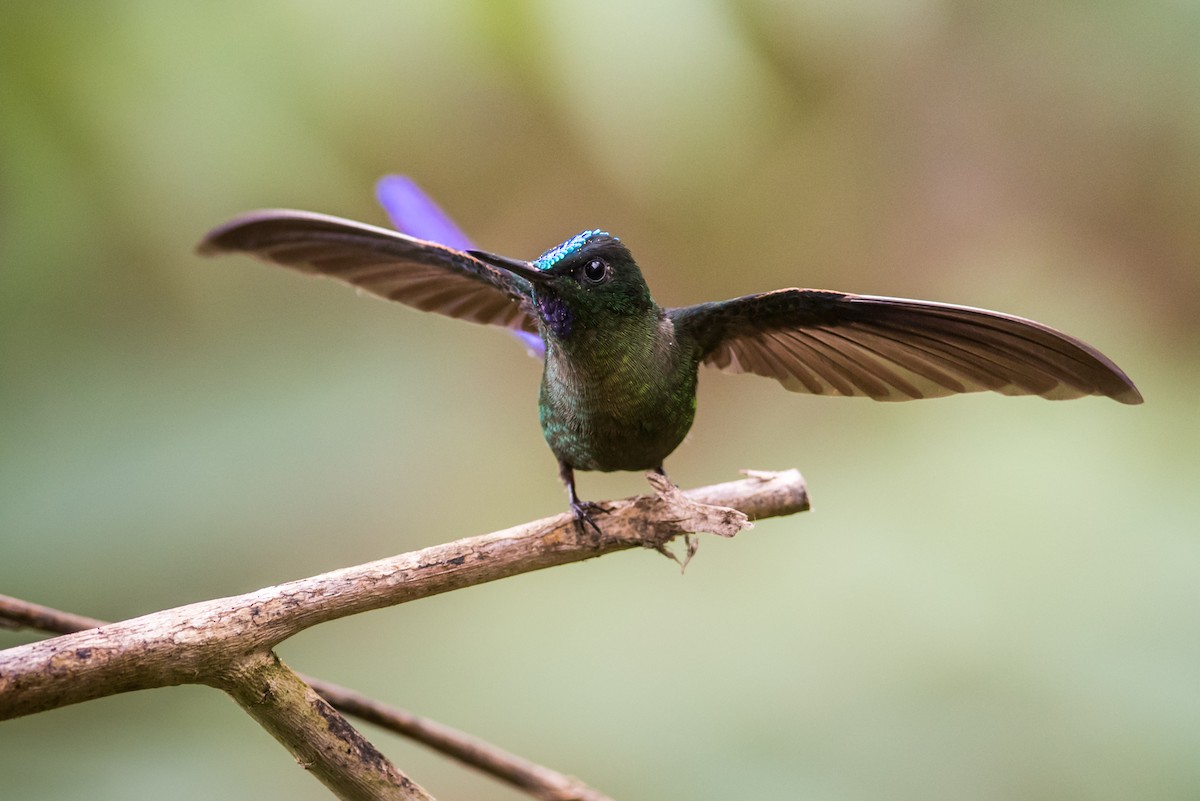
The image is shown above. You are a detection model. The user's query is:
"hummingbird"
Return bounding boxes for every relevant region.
[198,195,1142,530]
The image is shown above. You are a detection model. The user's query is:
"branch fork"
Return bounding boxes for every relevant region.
[1,469,809,801]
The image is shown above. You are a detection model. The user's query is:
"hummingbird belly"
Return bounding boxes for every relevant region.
[538,367,698,472]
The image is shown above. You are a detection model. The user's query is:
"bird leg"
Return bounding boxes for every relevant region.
[558,460,606,536]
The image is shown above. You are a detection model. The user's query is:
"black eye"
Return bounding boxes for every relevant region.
[582,258,609,284]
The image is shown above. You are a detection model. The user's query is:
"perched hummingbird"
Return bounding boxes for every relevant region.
[198,194,1142,529]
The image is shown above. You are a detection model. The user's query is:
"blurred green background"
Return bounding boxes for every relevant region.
[2,2,1197,799]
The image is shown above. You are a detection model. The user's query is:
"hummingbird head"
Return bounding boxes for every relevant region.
[470,231,653,341]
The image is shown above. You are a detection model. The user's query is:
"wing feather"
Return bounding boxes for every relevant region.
[198,209,538,333]
[669,289,1142,404]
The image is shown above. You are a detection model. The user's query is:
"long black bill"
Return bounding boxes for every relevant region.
[468,249,550,283]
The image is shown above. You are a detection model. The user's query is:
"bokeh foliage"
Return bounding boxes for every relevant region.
[2,2,1197,799]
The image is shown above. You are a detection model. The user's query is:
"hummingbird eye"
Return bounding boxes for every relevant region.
[582,258,610,285]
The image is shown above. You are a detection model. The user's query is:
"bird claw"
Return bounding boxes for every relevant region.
[570,500,608,537]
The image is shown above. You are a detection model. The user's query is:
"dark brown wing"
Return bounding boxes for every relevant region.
[197,209,538,333]
[669,289,1142,403]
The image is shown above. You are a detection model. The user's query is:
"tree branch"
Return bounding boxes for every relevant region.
[218,652,435,801]
[0,596,615,801]
[1,470,808,799]
[0,470,807,721]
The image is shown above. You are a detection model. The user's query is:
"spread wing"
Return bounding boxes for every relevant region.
[197,209,538,333]
[670,289,1142,403]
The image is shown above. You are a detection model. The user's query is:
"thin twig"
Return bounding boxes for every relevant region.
[310,680,613,801]
[0,596,103,634]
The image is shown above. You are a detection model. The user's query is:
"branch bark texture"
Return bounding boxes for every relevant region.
[219,652,435,801]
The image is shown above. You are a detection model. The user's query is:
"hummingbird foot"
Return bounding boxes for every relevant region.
[559,460,609,536]
[569,499,608,538]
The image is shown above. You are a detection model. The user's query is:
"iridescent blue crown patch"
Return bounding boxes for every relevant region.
[533,229,613,271]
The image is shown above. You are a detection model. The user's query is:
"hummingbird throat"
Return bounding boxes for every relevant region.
[536,292,574,339]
